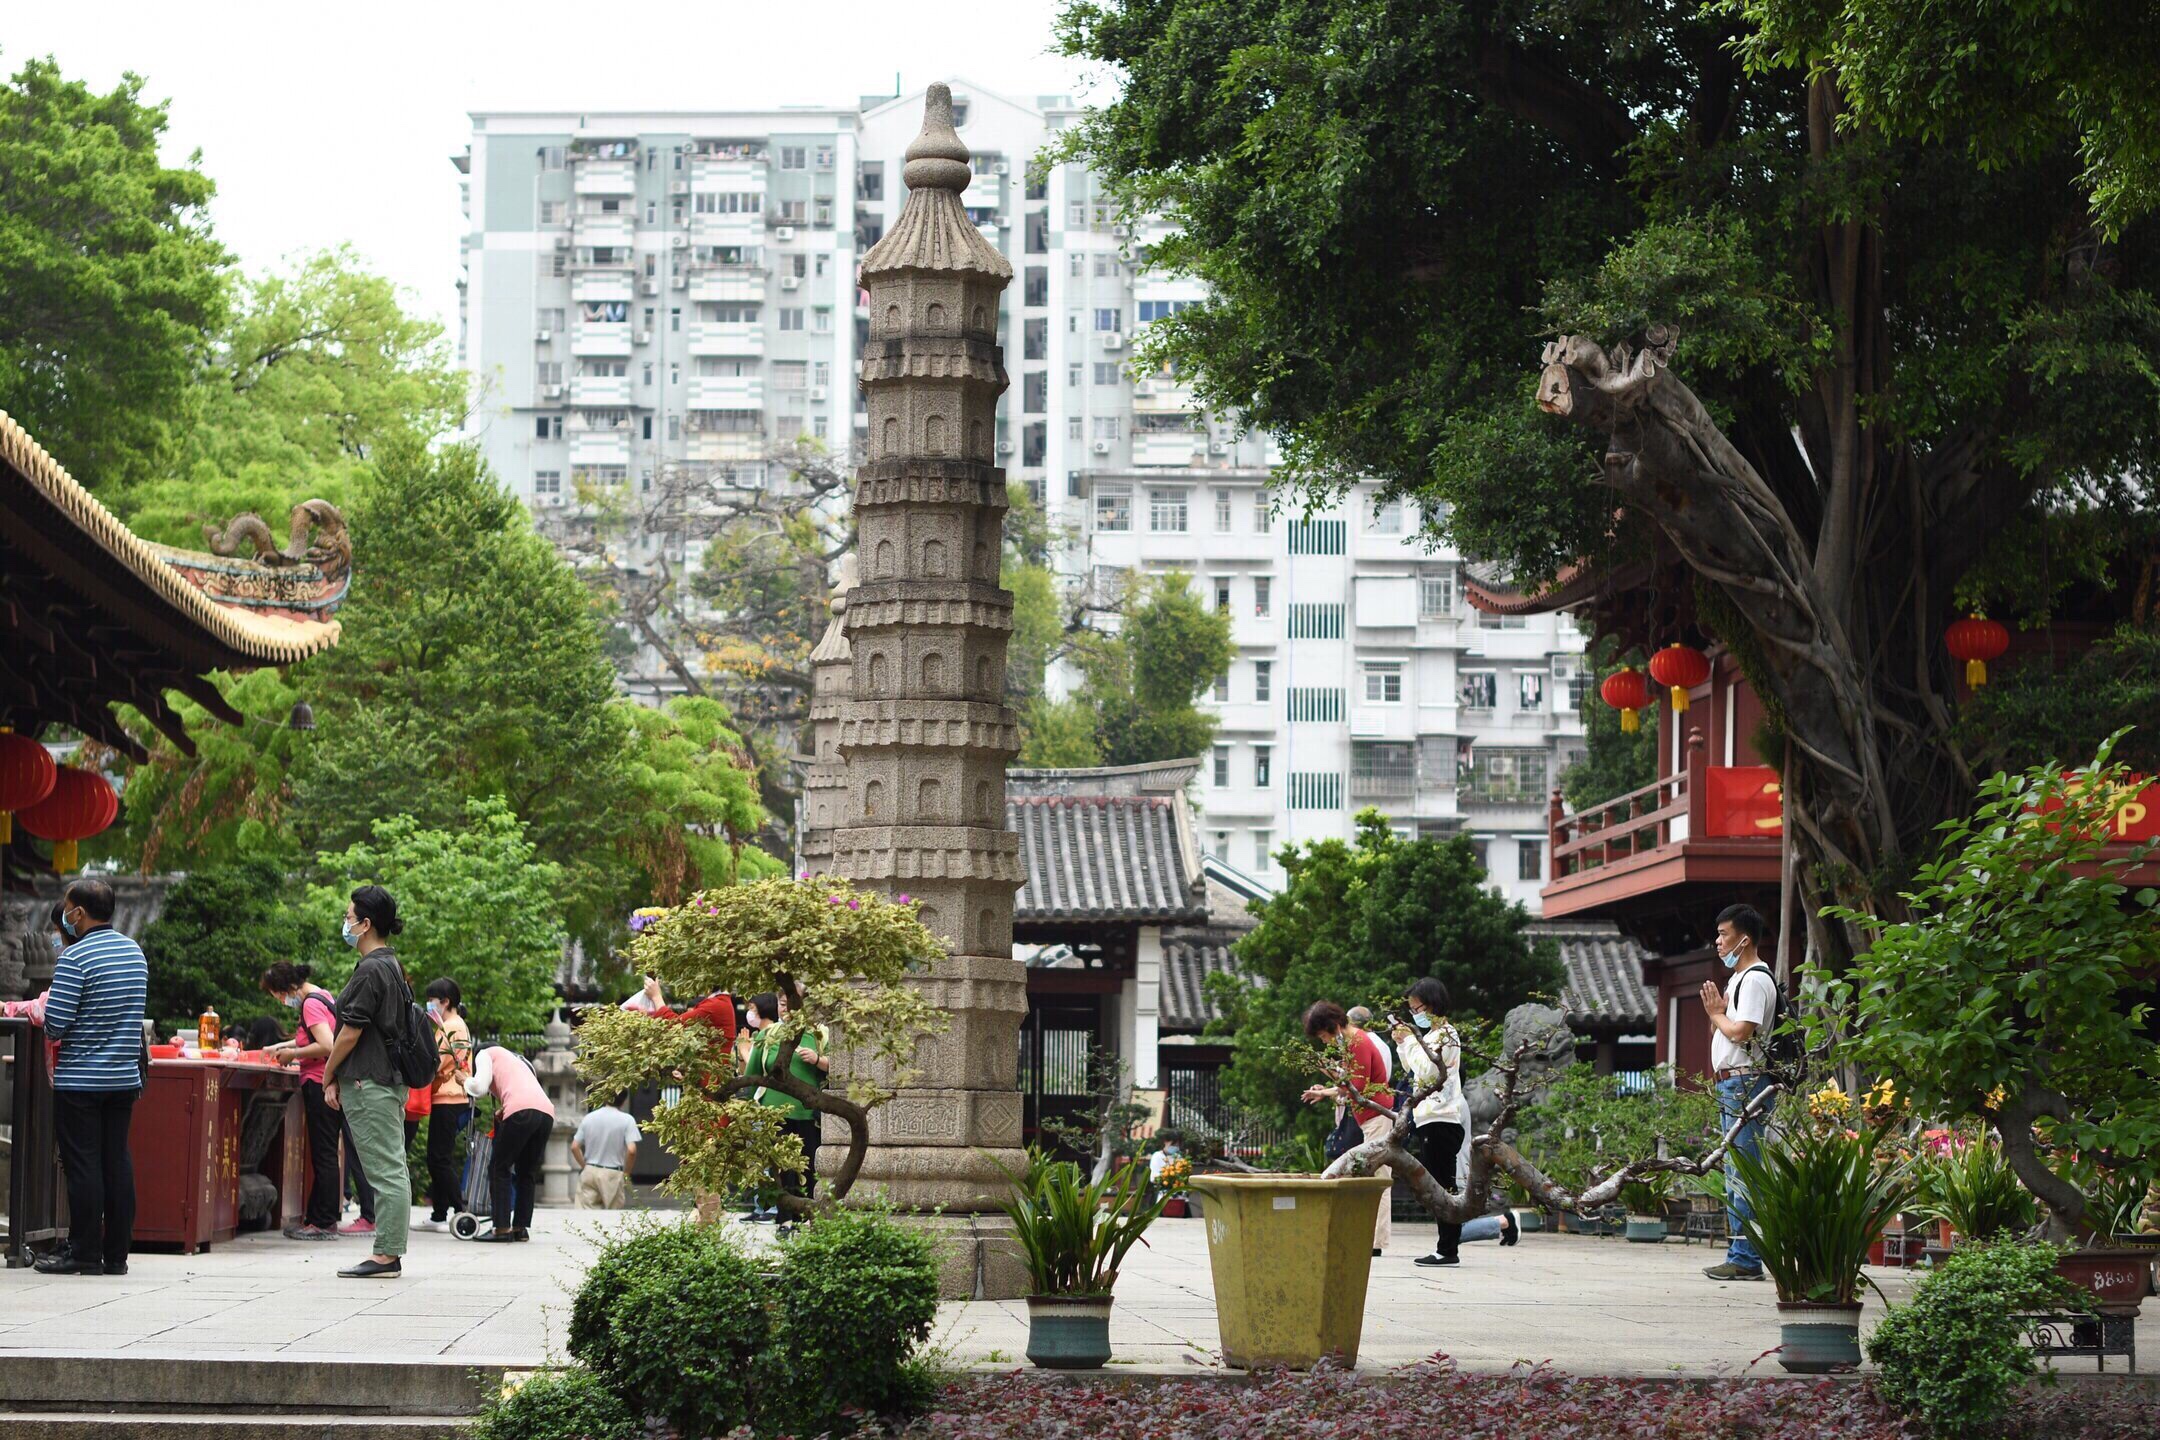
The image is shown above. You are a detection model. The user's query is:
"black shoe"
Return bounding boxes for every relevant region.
[1372,1248,1383,1257]
[1501,1212,1520,1247]
[32,1253,102,1276]
[509,1228,530,1242]
[337,1257,403,1278]
[102,1262,129,1276]
[1414,1251,1461,1267]
[472,1231,516,1244]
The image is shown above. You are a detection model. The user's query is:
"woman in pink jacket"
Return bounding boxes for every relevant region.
[463,1044,555,1241]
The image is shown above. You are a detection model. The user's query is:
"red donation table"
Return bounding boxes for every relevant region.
[129,1058,307,1254]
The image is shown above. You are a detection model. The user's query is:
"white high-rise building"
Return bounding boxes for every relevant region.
[456,82,1585,910]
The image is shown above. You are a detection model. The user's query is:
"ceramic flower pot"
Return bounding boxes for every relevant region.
[2054,1248,2152,1316]
[1775,1301,1863,1374]
[1624,1215,1668,1243]
[1025,1294,1114,1369]
[1162,1196,1189,1218]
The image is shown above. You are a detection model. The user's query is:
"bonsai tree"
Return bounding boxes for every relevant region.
[573,875,946,1215]
[1816,741,2160,1241]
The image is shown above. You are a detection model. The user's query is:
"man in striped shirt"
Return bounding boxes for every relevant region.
[36,878,149,1276]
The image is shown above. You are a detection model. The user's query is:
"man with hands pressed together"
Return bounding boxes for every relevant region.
[1699,903,1778,1282]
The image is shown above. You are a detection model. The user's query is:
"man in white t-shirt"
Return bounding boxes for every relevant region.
[1699,903,1778,1281]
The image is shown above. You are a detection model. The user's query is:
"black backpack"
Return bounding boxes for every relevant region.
[381,965,439,1090]
[1739,964,1804,1074]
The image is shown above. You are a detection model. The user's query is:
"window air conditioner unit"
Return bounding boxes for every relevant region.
[1111,224,1129,237]
[1101,333,1124,351]
[535,328,553,343]
[670,180,690,195]
[670,233,688,248]
[781,275,801,290]
[639,279,659,295]
[553,234,572,249]
[996,441,1016,455]
[1208,440,1228,454]
[992,160,1009,175]
[635,330,652,345]
[671,272,688,290]
[1092,440,1112,455]
[809,385,828,401]
[775,226,797,241]
[542,384,564,400]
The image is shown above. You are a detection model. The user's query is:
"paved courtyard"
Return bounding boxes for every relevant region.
[0,1210,2152,1377]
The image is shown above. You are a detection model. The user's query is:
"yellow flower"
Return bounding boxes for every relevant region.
[1808,1083,1855,1121]
[1985,1084,2007,1111]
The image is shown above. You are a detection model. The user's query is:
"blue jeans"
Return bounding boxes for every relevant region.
[1717,1075,1776,1271]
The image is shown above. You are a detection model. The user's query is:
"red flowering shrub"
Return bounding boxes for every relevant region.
[875,1361,2160,1440]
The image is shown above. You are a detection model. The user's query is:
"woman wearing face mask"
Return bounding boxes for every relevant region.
[736,995,779,1222]
[411,978,473,1232]
[1393,977,1476,1267]
[261,962,343,1241]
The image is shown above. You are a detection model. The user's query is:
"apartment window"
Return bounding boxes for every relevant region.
[1091,201,1113,230]
[860,163,884,200]
[1027,175,1047,201]
[1518,672,1546,710]
[814,416,829,439]
[1351,742,1416,798]
[538,145,565,170]
[668,306,682,333]
[779,309,804,331]
[1067,201,1087,228]
[1477,609,1529,630]
[1025,266,1048,307]
[1288,772,1345,810]
[1025,211,1049,254]
[536,362,564,387]
[550,252,566,277]
[951,99,970,125]
[1095,484,1133,532]
[1212,672,1229,702]
[1287,688,1345,723]
[778,198,806,222]
[1363,662,1404,704]
[642,362,654,385]
[1023,371,1047,413]
[1518,840,1545,883]
[1148,488,1189,532]
[1067,363,1081,387]
[1254,577,1273,617]
[1212,745,1230,787]
[1213,490,1233,533]
[1470,840,1490,874]
[534,415,562,439]
[815,254,828,277]
[1286,603,1344,640]
[645,200,657,224]
[538,199,566,225]
[813,362,830,388]
[1138,299,1199,323]
[1093,362,1119,385]
[1464,749,1549,805]
[1253,829,1273,870]
[1255,491,1273,533]
[1210,830,1231,861]
[1069,251,1084,277]
[1023,421,1047,467]
[701,302,760,323]
[1287,518,1346,555]
[1253,744,1272,788]
[1067,415,1083,440]
[581,359,627,377]
[814,145,834,170]
[1094,307,1122,331]
[1253,661,1272,704]
[537,307,565,333]
[776,415,804,440]
[572,464,627,489]
[1419,572,1455,619]
[1368,498,1403,534]
[694,191,764,214]
[667,415,681,441]
[1459,671,1498,709]
[774,361,808,390]
[813,308,832,332]
[669,363,679,385]
[779,146,807,170]
[1092,415,1122,441]
[1213,579,1232,613]
[814,198,833,228]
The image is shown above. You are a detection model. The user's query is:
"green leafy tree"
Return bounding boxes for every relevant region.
[0,56,228,492]
[310,796,566,1034]
[1815,741,2160,1237]
[1045,572,1233,768]
[1016,695,1103,768]
[1561,642,1659,813]
[1213,810,1560,1125]
[1054,0,2160,957]
[290,436,632,947]
[138,861,320,1033]
[617,695,783,902]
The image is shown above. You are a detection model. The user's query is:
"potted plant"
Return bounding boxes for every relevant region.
[1158,1154,1192,1218]
[1912,1130,2036,1251]
[1620,1175,1674,1243]
[1728,1090,1913,1373]
[999,1150,1167,1369]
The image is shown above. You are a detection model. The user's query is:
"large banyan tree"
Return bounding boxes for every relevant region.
[1055,0,2160,957]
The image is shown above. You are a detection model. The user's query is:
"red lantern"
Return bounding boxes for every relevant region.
[1945,615,2010,688]
[0,728,57,846]
[1647,643,1712,714]
[1600,668,1652,733]
[17,767,119,873]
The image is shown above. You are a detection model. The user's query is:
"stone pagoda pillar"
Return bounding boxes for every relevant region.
[831,83,1028,1298]
[797,553,858,875]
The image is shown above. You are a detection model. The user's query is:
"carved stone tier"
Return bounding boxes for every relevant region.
[859,340,1007,387]
[837,699,1022,754]
[843,584,1014,633]
[853,459,1009,508]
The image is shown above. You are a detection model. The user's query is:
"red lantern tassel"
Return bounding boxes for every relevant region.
[1669,686,1689,713]
[1621,708,1640,733]
[1966,658,1987,687]
[54,839,77,872]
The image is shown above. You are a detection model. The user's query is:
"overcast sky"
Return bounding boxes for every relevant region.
[8,1,1102,335]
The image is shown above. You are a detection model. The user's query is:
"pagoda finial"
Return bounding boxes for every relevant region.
[902,82,971,193]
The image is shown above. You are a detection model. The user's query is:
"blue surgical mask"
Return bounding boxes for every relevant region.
[48,933,64,955]
[1415,1012,1434,1030]
[282,993,303,1009]
[427,1000,441,1019]
[341,920,360,948]
[59,912,77,940]
[1718,939,1740,970]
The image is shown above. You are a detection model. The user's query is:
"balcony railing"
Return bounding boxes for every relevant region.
[1349,772,1416,800]
[1550,770,1689,879]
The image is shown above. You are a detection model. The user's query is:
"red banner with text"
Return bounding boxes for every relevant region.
[1702,766,1784,838]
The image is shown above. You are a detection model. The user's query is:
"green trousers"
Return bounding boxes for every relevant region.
[343,1078,409,1257]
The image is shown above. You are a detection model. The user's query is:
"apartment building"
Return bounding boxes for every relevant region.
[455,81,1586,907]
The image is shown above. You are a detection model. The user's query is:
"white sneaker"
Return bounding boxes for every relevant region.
[413,1218,448,1233]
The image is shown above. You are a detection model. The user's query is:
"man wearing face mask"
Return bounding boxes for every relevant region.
[1700,903,1778,1282]
[322,884,413,1278]
[35,879,149,1276]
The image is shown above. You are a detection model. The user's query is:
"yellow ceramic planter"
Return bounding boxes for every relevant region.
[1190,1173,1393,1369]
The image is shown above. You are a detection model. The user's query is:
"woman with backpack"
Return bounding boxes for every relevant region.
[263,962,345,1241]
